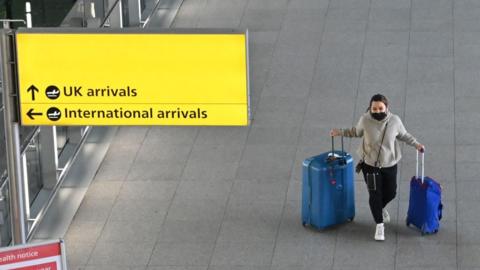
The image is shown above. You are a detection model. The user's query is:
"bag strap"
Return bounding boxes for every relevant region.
[374,122,389,168]
[362,139,366,162]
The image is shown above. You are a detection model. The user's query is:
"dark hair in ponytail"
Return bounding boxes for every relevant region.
[366,94,389,112]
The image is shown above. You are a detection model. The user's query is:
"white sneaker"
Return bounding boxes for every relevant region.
[375,223,385,241]
[382,209,390,223]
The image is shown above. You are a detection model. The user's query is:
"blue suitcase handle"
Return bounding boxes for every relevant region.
[328,136,346,164]
[416,148,425,183]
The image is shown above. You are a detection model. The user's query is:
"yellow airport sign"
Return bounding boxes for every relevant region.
[16,29,250,126]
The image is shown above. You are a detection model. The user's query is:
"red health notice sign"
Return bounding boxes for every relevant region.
[0,241,65,270]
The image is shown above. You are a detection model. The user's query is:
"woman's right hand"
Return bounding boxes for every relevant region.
[330,128,342,137]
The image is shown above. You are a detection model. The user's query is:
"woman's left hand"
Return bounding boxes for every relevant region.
[416,144,425,153]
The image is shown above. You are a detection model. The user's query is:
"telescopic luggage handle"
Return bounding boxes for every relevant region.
[328,135,345,162]
[416,148,425,184]
[331,135,344,154]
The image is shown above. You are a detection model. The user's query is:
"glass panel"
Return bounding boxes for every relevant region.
[0,80,3,105]
[56,127,68,154]
[141,0,161,23]
[103,0,123,28]
[24,137,42,205]
[7,0,77,28]
[19,126,36,152]
[0,180,11,246]
[61,0,122,28]
[0,109,6,176]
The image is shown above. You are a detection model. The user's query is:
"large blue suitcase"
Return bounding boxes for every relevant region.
[406,151,443,235]
[301,137,355,229]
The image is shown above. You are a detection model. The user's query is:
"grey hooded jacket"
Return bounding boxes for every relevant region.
[342,111,420,168]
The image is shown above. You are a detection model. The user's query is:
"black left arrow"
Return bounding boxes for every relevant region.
[27,108,42,120]
[27,85,39,101]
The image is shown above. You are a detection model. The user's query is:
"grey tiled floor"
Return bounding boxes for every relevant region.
[65,0,480,269]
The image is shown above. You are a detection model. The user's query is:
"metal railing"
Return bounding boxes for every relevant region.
[21,0,130,242]
[0,0,125,245]
[25,127,91,241]
[61,0,123,28]
[60,0,174,29]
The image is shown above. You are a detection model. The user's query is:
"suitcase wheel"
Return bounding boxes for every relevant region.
[406,217,412,227]
[421,229,438,235]
[347,217,354,222]
[421,224,427,235]
[302,222,307,227]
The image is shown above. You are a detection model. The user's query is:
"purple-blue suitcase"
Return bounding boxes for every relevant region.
[406,150,443,235]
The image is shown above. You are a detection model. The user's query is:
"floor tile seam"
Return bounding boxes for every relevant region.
[350,0,374,147]
[229,0,326,268]
[398,240,459,247]
[328,0,373,267]
[391,0,414,268]
[153,239,219,244]
[82,127,151,266]
[92,237,160,244]
[262,0,335,269]
[406,56,454,64]
[145,127,201,267]
[202,180,245,269]
[244,37,285,114]
[209,263,271,268]
[205,1,260,268]
[193,0,210,28]
[237,0,255,31]
[333,263,397,268]
[452,0,459,266]
[234,7,283,181]
[396,240,458,246]
[97,130,144,184]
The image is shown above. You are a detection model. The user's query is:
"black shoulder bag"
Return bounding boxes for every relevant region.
[364,122,389,191]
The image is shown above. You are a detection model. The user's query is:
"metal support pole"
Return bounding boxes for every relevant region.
[0,24,27,245]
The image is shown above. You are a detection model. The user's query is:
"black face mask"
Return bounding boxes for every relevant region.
[371,112,387,121]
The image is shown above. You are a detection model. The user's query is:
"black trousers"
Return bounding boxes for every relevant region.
[362,163,398,224]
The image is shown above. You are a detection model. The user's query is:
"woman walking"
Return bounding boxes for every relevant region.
[330,94,424,241]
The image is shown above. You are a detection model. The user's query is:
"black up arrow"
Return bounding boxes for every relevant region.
[27,85,39,101]
[27,108,42,120]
